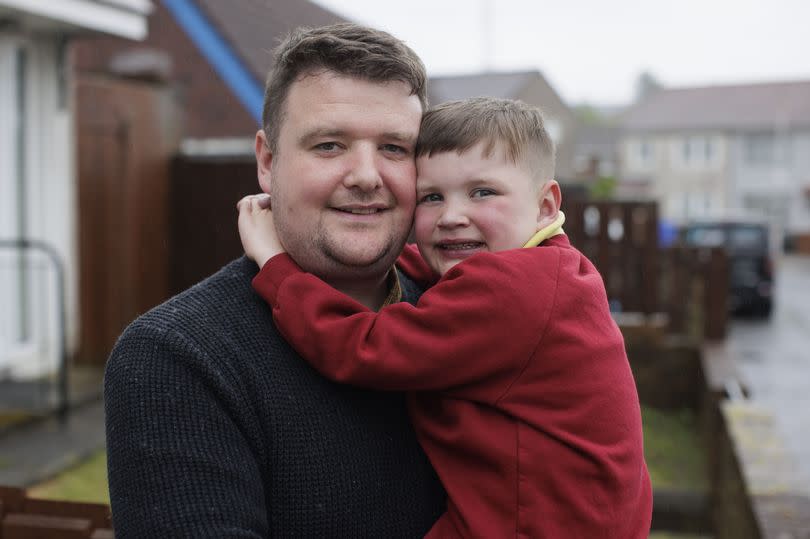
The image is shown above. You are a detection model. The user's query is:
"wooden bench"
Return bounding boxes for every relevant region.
[0,485,113,539]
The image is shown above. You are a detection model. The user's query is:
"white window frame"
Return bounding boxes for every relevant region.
[0,36,65,379]
[627,137,654,171]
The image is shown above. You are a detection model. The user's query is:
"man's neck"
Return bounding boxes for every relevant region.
[328,273,392,312]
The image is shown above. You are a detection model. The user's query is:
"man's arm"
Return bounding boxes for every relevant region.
[252,249,557,403]
[104,323,267,538]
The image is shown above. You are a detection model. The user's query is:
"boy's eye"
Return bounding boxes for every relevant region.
[418,193,443,204]
[471,188,496,198]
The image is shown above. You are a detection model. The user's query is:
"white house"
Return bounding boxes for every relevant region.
[0,0,150,379]
[618,80,810,238]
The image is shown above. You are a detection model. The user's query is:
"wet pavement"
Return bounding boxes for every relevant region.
[0,399,104,487]
[0,366,105,487]
[727,254,810,495]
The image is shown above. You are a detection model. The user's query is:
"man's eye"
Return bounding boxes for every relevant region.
[382,144,408,155]
[471,188,496,198]
[315,142,339,152]
[418,193,443,204]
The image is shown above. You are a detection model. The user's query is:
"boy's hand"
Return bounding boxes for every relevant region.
[237,194,285,268]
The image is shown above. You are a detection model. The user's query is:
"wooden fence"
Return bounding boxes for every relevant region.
[564,200,728,341]
[76,74,179,364]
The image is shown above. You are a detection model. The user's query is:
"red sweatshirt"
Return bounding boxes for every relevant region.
[252,235,652,538]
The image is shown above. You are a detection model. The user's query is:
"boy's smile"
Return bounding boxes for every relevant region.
[414,141,545,276]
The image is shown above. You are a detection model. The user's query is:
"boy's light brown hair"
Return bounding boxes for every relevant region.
[416,97,556,183]
[263,23,428,153]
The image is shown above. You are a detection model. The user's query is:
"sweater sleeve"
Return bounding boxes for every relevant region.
[104,322,267,537]
[252,250,557,401]
[395,243,439,288]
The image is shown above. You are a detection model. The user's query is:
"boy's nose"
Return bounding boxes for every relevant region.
[344,147,382,191]
[437,204,470,228]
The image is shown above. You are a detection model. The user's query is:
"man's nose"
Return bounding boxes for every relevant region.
[344,146,383,191]
[437,201,470,228]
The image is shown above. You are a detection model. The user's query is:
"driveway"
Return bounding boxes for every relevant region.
[727,254,810,493]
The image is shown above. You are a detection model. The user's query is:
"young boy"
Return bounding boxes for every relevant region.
[238,97,652,538]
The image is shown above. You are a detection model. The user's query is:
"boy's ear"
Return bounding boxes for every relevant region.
[255,130,274,194]
[536,180,562,230]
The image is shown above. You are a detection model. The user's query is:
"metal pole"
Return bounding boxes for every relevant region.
[0,238,69,423]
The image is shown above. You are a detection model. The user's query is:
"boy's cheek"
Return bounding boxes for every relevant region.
[412,207,434,239]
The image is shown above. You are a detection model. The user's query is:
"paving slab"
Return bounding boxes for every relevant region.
[0,399,105,487]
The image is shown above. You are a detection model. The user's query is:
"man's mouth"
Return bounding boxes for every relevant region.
[337,207,383,215]
[332,202,388,215]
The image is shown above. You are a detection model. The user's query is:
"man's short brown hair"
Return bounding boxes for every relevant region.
[262,23,428,152]
[416,97,556,183]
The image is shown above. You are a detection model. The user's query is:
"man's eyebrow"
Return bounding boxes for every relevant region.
[298,129,417,147]
[298,128,347,147]
[382,132,417,144]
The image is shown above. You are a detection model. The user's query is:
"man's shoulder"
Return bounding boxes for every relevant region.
[144,256,258,325]
[112,257,272,357]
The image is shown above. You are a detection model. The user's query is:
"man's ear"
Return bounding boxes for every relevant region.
[536,180,562,230]
[255,130,274,194]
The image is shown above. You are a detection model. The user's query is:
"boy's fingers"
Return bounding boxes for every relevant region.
[256,194,272,210]
[236,195,253,211]
[237,193,269,212]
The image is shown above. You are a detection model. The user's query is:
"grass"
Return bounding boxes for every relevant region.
[641,405,709,491]
[27,450,109,505]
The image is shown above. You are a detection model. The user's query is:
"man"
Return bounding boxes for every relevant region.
[104,23,445,537]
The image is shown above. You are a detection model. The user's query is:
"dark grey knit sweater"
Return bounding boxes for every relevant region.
[104,256,445,538]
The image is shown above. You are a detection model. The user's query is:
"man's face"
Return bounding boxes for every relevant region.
[414,142,542,276]
[255,72,422,283]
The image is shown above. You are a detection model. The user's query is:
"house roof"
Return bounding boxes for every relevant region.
[0,0,152,39]
[622,79,810,131]
[428,70,545,104]
[195,0,345,84]
[160,0,346,125]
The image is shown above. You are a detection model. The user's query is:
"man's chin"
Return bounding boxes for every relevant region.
[326,247,396,271]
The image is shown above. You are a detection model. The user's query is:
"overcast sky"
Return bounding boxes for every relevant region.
[313,0,810,106]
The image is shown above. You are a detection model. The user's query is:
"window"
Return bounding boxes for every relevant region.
[744,133,775,164]
[629,138,654,169]
[676,136,717,168]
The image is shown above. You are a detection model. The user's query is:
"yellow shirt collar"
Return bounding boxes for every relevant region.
[523,211,566,248]
[381,269,403,307]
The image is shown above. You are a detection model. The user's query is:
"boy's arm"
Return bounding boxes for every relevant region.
[395,243,440,288]
[253,250,556,401]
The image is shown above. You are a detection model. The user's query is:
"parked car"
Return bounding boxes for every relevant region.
[681,219,775,317]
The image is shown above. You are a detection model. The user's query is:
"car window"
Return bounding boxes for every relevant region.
[683,224,767,251]
[684,227,725,247]
[728,226,766,250]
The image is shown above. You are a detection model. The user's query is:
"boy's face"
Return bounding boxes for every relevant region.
[414,141,543,276]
